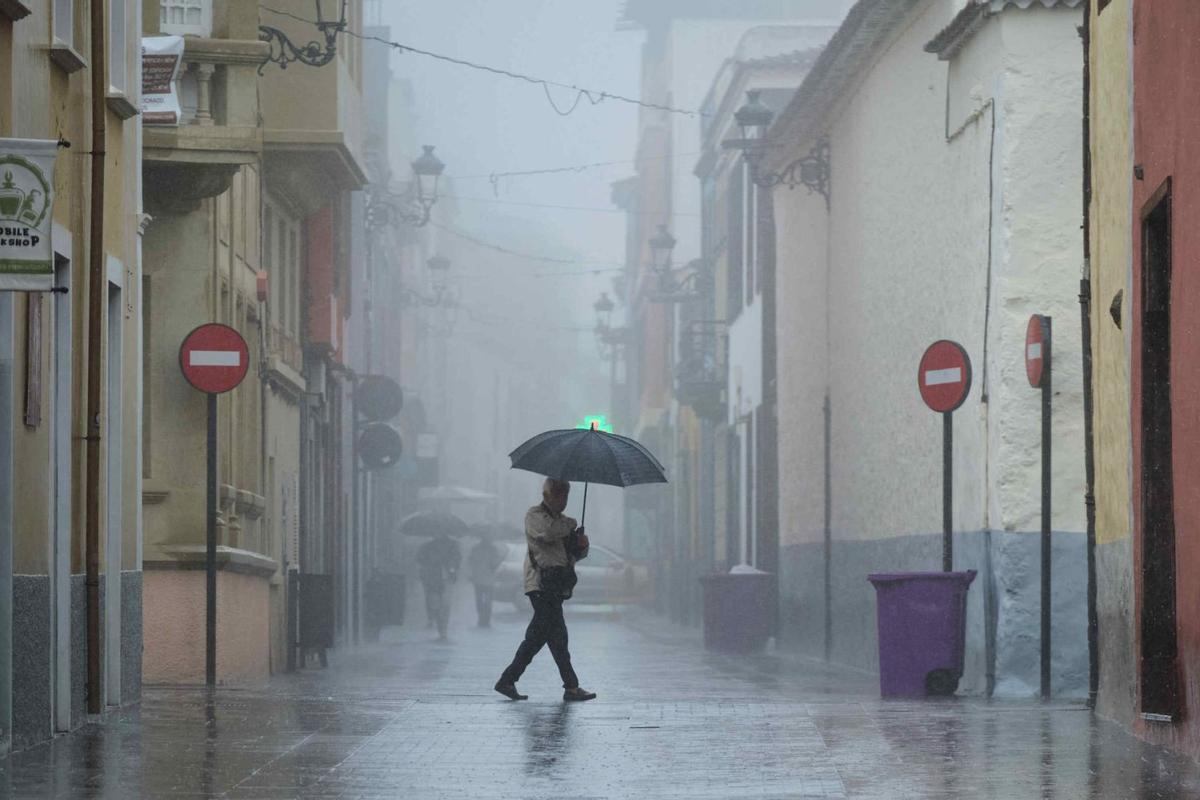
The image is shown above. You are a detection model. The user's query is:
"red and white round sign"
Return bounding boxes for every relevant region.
[179,323,250,395]
[918,340,972,413]
[1026,315,1050,388]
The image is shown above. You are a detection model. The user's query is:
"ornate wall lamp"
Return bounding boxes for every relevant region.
[648,224,677,272]
[259,0,347,72]
[593,292,627,360]
[365,146,446,230]
[724,90,830,206]
[644,225,709,303]
[649,258,713,304]
[401,255,458,309]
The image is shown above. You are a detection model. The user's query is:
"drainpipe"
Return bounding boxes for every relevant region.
[85,0,108,716]
[1080,0,1100,711]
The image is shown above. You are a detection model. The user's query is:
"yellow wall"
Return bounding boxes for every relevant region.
[1,0,141,577]
[1088,0,1132,548]
[1087,0,1136,728]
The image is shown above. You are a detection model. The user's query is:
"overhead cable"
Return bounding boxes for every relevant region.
[259,6,703,119]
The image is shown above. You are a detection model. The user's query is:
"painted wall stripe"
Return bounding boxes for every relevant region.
[924,367,962,386]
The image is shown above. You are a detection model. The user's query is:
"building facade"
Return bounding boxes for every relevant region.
[1123,0,1200,760]
[140,0,367,684]
[616,0,847,622]
[766,0,1088,696]
[1084,0,1135,729]
[0,0,145,752]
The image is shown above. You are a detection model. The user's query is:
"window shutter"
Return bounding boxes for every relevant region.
[159,0,211,37]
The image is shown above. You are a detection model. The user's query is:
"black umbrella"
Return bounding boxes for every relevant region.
[399,510,470,538]
[509,426,667,526]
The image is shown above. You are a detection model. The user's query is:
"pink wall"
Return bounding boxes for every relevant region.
[1131,0,1200,759]
[143,570,271,685]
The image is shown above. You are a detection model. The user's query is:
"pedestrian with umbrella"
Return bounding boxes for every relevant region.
[495,424,666,702]
[402,511,467,641]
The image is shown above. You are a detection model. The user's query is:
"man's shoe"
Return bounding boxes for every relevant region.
[563,687,597,702]
[494,681,527,701]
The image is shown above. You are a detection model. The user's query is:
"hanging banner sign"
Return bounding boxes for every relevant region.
[0,139,57,292]
[141,36,185,125]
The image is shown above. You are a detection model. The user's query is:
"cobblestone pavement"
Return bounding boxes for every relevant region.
[3,593,1200,799]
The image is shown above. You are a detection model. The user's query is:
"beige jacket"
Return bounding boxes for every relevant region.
[522,503,577,594]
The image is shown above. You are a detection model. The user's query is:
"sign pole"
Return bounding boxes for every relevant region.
[206,392,217,687]
[180,322,250,688]
[943,411,953,572]
[918,340,971,574]
[1040,318,1053,701]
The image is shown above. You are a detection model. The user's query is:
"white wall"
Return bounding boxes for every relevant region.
[772,0,1086,694]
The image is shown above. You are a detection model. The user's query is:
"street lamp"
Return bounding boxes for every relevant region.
[728,89,830,205]
[259,0,348,72]
[593,292,615,332]
[735,89,774,144]
[427,255,451,292]
[412,145,446,214]
[649,225,676,273]
[592,291,626,360]
[365,146,447,230]
[649,258,713,304]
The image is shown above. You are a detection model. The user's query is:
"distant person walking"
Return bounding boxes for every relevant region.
[468,531,504,628]
[417,532,461,641]
[495,478,596,702]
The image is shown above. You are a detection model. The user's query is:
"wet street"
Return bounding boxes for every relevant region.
[2,595,1199,799]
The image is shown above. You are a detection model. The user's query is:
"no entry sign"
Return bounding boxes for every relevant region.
[1026,315,1051,388]
[918,340,972,413]
[179,323,249,395]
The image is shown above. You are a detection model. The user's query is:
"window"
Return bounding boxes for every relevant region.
[289,229,300,338]
[53,0,72,45]
[278,218,289,334]
[726,161,744,319]
[160,0,212,36]
[109,0,127,94]
[48,0,85,73]
[264,204,276,316]
[264,196,302,345]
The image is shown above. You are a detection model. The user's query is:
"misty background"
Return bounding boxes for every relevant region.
[373,0,850,550]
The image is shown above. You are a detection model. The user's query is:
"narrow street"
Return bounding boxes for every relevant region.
[2,591,1197,799]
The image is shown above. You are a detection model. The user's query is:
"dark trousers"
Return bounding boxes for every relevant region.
[473,582,494,627]
[422,580,449,639]
[499,592,578,689]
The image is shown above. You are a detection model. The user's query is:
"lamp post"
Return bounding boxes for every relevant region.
[365,146,446,230]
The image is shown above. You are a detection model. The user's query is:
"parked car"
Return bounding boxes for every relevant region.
[493,540,649,607]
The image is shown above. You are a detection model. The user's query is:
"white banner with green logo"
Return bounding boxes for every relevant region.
[0,139,56,292]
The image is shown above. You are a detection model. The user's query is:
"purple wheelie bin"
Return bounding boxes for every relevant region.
[867,571,976,698]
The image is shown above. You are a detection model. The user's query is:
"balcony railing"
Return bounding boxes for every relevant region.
[676,321,725,421]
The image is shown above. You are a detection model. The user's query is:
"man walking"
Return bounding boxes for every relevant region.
[495,478,596,702]
[468,530,504,627]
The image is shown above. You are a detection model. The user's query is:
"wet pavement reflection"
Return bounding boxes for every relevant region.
[2,596,1199,798]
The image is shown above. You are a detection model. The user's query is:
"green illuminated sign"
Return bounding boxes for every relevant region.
[576,414,613,433]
